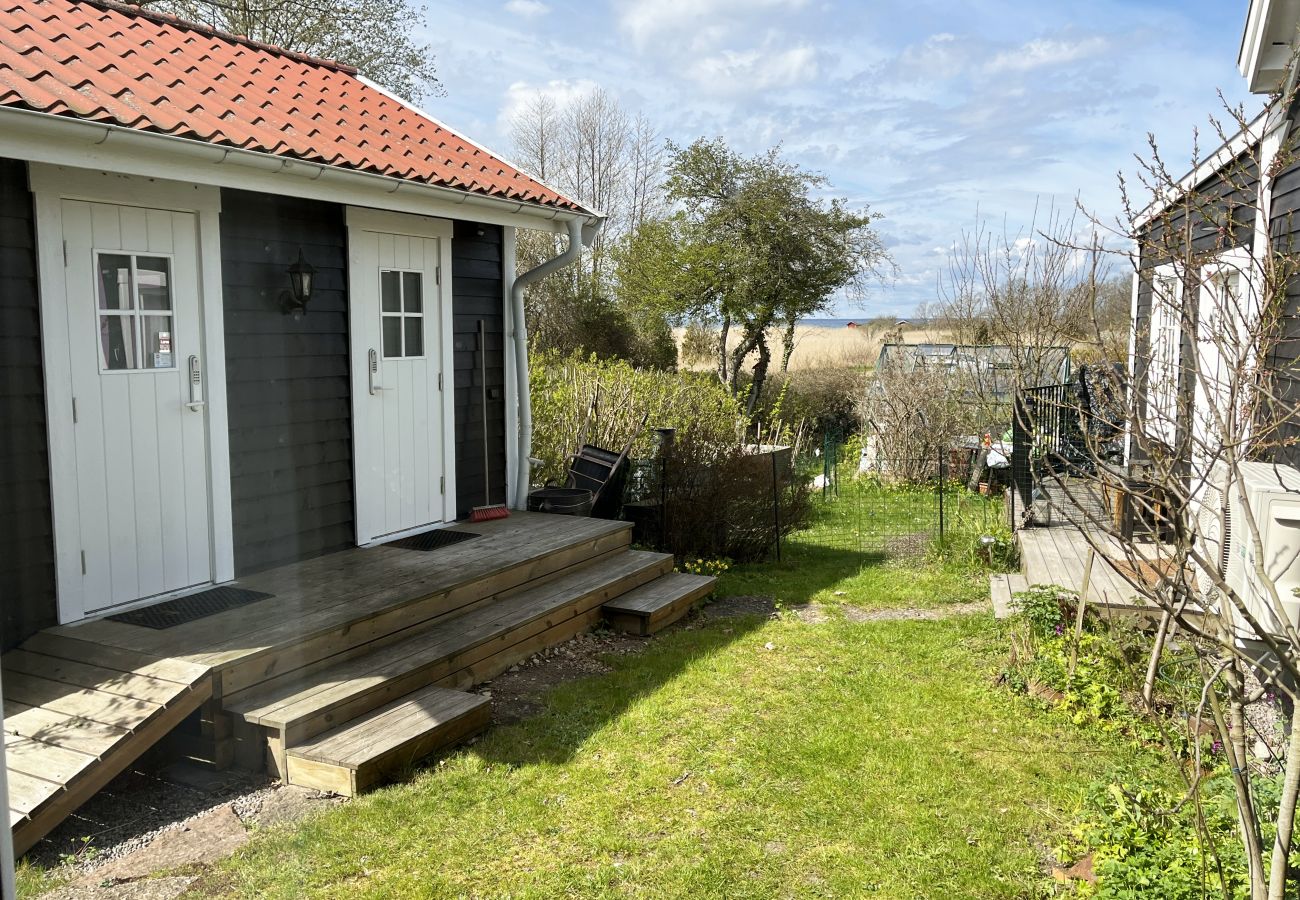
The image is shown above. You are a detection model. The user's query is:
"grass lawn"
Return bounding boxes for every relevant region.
[200,606,1166,899]
[718,478,1005,611]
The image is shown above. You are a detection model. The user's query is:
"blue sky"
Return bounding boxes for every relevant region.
[420,0,1259,316]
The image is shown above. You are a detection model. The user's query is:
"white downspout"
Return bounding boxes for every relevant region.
[510,216,602,508]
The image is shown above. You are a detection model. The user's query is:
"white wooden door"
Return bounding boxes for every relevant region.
[350,227,451,543]
[63,200,212,612]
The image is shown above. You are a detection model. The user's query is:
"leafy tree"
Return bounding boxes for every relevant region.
[618,138,890,413]
[134,0,441,101]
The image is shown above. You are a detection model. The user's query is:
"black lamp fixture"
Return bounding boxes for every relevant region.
[281,249,317,317]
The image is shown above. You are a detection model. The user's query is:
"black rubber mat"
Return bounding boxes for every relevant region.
[384,529,481,552]
[107,586,274,630]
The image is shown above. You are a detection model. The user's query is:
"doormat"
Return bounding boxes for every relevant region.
[107,586,275,630]
[384,529,480,552]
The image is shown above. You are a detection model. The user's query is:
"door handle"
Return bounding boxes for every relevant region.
[368,348,390,395]
[185,354,206,411]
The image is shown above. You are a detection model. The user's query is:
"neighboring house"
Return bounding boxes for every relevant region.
[1127,0,1300,478]
[873,342,1072,405]
[0,0,601,649]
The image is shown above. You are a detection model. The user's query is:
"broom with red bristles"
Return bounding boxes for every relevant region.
[471,319,510,522]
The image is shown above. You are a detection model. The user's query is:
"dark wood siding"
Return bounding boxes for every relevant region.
[0,157,57,648]
[1269,115,1300,466]
[1132,151,1259,449]
[451,221,508,518]
[220,189,354,574]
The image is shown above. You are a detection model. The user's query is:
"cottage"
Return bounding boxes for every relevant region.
[0,0,713,853]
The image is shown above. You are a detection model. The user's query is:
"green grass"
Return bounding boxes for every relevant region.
[201,610,1167,899]
[719,478,1009,610]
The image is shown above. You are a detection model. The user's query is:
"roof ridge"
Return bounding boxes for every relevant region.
[78,0,360,74]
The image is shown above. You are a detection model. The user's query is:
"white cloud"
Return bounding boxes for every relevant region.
[504,0,550,18]
[985,36,1108,73]
[689,44,820,91]
[617,0,809,52]
[497,78,601,131]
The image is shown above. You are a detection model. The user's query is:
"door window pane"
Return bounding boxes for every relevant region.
[382,316,402,358]
[100,315,136,370]
[403,272,423,313]
[380,268,426,358]
[95,252,177,372]
[137,257,172,310]
[381,271,401,313]
[404,316,423,357]
[142,316,176,369]
[97,255,133,310]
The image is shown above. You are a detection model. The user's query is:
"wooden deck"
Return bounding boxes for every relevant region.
[1017,526,1138,605]
[4,511,716,851]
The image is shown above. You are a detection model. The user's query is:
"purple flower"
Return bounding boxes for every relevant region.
[1212,740,1224,754]
[1054,623,1064,635]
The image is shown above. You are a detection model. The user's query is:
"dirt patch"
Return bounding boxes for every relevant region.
[45,876,198,900]
[475,629,654,726]
[791,600,989,624]
[699,595,777,620]
[77,805,246,887]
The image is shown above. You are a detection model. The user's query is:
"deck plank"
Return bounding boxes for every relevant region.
[4,651,192,704]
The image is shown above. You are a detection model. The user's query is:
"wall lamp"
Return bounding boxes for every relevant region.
[281,249,317,317]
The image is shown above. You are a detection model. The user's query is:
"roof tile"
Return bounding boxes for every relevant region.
[0,0,582,212]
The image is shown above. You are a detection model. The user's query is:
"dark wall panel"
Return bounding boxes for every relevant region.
[0,157,57,649]
[220,189,354,574]
[1271,116,1300,467]
[451,221,508,518]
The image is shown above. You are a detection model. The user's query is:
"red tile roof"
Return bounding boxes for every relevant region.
[0,0,586,212]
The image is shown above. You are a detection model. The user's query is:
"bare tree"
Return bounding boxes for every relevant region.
[936,204,1118,391]
[508,86,667,361]
[1025,96,1300,898]
[135,0,442,101]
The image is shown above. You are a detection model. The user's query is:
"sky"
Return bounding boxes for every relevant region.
[418,0,1260,317]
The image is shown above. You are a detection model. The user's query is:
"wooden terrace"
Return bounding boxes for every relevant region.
[3,512,715,853]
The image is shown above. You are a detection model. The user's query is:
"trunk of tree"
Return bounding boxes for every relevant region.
[780,316,797,373]
[746,332,771,418]
[1267,721,1300,899]
[716,315,731,385]
[966,449,988,493]
[728,327,761,396]
[1209,662,1268,899]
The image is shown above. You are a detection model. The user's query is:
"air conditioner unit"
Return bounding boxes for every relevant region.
[1195,460,1300,640]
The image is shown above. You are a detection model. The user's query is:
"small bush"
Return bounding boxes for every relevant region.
[761,367,868,439]
[530,349,746,485]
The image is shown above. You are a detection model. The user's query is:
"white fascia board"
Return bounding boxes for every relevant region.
[0,107,599,235]
[1241,0,1272,83]
[1132,108,1272,232]
[1240,0,1300,93]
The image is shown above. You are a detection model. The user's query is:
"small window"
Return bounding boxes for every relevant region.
[381,269,424,358]
[96,253,174,371]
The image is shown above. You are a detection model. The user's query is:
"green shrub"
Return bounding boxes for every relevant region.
[758,367,869,438]
[529,349,746,485]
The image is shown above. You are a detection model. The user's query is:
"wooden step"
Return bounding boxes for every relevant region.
[990,573,1029,619]
[284,685,489,796]
[602,572,716,635]
[227,549,673,764]
[213,518,635,697]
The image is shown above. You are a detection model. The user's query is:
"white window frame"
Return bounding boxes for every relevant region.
[379,267,427,359]
[93,249,178,373]
[1146,263,1184,447]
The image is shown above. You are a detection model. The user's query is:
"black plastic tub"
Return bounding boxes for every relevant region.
[527,487,595,517]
